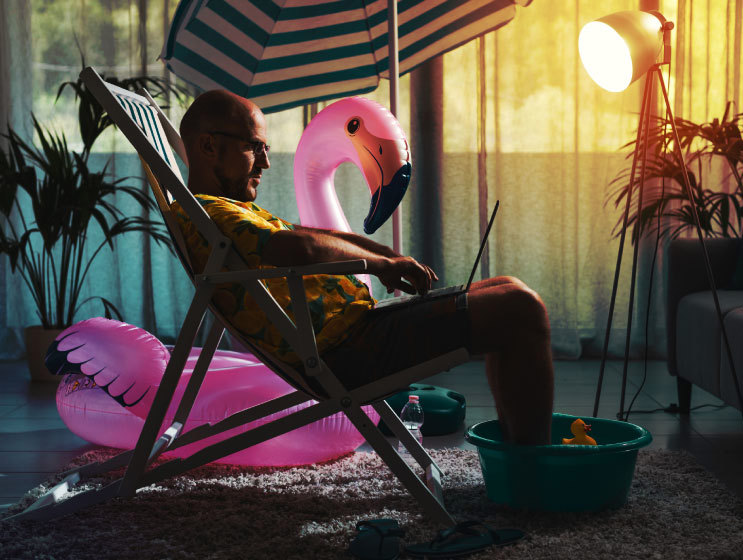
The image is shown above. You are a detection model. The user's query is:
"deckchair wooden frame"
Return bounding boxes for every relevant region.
[7,66,470,526]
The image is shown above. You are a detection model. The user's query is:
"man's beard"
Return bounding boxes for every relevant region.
[215,170,252,202]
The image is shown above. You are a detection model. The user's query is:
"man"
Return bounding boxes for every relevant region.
[173,89,554,446]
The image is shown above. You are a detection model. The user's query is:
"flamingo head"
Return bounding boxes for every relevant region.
[344,115,411,234]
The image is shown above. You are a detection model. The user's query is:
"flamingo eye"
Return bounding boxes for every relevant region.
[346,118,360,135]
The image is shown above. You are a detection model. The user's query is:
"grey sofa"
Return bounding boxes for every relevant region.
[667,237,743,412]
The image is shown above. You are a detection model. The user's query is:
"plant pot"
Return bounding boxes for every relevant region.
[24,326,64,382]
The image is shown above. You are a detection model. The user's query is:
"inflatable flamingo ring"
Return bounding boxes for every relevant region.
[52,318,377,466]
[294,96,411,290]
[51,97,412,466]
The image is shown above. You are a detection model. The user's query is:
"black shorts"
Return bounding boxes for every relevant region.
[318,292,471,391]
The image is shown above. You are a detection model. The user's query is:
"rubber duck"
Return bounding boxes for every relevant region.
[562,418,597,445]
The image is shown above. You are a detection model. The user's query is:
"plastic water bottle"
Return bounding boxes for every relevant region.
[398,395,424,456]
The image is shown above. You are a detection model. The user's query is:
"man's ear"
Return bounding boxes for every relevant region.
[197,132,218,160]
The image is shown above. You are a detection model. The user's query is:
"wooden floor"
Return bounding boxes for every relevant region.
[1,358,742,513]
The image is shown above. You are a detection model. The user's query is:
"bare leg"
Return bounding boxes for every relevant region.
[468,277,554,445]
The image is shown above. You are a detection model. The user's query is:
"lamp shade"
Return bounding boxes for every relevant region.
[579,11,664,92]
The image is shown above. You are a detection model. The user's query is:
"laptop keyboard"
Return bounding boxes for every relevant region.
[373,284,464,310]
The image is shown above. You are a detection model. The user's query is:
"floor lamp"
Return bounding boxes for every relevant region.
[579,11,743,420]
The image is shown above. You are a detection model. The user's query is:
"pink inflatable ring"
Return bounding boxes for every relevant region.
[294,96,412,293]
[50,317,379,466]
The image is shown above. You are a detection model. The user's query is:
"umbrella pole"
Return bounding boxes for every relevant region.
[388,0,403,259]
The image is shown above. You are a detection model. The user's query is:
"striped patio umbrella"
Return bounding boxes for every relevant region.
[160,0,532,114]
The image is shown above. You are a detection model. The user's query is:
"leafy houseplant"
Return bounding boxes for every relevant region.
[608,102,743,243]
[0,73,181,379]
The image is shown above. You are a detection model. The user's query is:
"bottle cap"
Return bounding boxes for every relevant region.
[408,395,419,402]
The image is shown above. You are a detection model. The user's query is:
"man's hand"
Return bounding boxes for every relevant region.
[372,256,439,295]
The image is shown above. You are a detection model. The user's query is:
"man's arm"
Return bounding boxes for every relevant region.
[262,228,437,295]
[291,224,399,259]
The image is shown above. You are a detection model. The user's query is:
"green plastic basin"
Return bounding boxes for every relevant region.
[464,412,652,512]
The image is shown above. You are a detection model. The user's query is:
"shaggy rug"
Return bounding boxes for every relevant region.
[2,448,742,560]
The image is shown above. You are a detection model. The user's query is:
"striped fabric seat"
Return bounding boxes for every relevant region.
[113,89,185,184]
[161,0,526,113]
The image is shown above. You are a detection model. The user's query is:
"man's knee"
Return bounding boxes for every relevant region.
[504,285,550,337]
[497,275,528,288]
[468,281,550,352]
[477,276,528,290]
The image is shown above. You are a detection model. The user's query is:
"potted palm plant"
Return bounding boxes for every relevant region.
[0,73,181,381]
[608,102,743,243]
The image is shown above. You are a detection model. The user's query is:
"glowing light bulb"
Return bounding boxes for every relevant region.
[579,22,633,92]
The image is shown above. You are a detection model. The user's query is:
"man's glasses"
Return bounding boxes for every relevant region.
[208,131,270,155]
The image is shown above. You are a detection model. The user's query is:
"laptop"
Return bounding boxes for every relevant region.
[374,200,500,310]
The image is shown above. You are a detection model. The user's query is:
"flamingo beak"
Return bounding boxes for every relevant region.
[363,161,411,234]
[346,117,411,234]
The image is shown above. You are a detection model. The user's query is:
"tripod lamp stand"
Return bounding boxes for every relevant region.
[578,10,743,420]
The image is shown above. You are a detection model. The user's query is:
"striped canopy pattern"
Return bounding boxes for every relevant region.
[161,0,528,113]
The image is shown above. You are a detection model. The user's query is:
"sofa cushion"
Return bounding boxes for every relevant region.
[719,306,743,410]
[676,290,743,397]
[729,239,743,290]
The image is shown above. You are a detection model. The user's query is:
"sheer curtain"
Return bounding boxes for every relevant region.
[1,0,741,360]
[0,0,194,357]
[419,0,743,359]
[0,0,33,357]
[433,0,647,359]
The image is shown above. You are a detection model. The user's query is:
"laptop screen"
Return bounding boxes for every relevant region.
[465,200,500,291]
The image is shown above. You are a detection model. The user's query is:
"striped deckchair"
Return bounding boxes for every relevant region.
[6,66,470,526]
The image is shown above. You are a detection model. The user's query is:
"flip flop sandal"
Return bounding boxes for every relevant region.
[404,520,524,558]
[348,518,406,560]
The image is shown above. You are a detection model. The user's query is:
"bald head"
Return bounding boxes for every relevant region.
[180,90,270,202]
[180,89,262,152]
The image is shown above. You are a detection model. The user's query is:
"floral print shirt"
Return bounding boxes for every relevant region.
[171,194,374,364]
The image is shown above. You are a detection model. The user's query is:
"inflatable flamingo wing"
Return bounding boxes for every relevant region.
[50,318,381,466]
[293,97,411,235]
[46,317,169,416]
